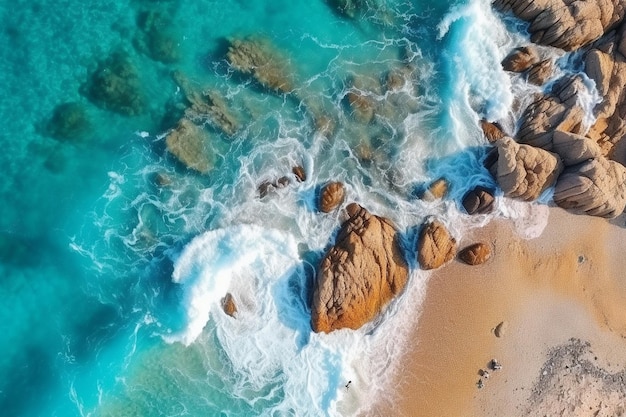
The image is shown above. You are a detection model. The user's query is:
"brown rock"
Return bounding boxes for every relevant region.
[417,219,457,270]
[554,157,626,218]
[527,59,555,85]
[292,166,306,182]
[517,76,587,150]
[462,186,495,215]
[501,45,540,72]
[346,91,375,124]
[492,0,626,51]
[222,293,237,318]
[495,137,563,201]
[458,243,492,266]
[311,203,409,333]
[552,130,603,166]
[481,120,505,143]
[422,178,448,201]
[165,119,213,174]
[319,182,346,212]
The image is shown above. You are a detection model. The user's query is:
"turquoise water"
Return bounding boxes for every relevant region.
[0,0,568,416]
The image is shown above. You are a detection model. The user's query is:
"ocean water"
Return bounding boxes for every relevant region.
[0,0,591,416]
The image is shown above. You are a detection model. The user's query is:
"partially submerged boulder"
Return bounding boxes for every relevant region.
[501,45,540,72]
[311,203,409,333]
[165,118,213,174]
[226,37,294,93]
[319,182,345,213]
[416,219,457,270]
[554,157,626,218]
[494,137,563,201]
[421,178,448,202]
[481,120,505,143]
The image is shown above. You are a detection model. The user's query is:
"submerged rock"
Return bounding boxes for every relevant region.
[226,37,294,93]
[165,118,213,174]
[311,203,409,333]
[552,130,603,167]
[319,182,345,213]
[134,9,180,63]
[494,137,563,201]
[173,71,239,136]
[416,219,457,270]
[45,102,90,141]
[82,51,146,116]
[458,242,492,266]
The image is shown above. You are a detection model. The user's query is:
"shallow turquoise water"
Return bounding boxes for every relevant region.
[0,0,548,415]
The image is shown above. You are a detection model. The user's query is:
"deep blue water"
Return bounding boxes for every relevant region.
[0,0,565,415]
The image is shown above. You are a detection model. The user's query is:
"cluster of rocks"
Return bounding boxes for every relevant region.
[487,0,626,219]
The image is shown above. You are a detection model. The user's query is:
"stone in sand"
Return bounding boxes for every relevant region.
[494,321,508,338]
[494,137,563,201]
[165,118,213,174]
[319,182,346,213]
[311,203,409,333]
[416,219,457,270]
[458,243,491,266]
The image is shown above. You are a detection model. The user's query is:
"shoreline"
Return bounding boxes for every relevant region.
[374,206,626,416]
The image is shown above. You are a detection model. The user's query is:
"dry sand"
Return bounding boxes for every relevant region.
[373,206,626,417]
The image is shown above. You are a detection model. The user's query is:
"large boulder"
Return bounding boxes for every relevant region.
[552,130,603,166]
[554,157,626,218]
[494,137,563,201]
[517,75,587,150]
[311,203,409,333]
[165,119,213,174]
[492,0,626,51]
[416,219,457,270]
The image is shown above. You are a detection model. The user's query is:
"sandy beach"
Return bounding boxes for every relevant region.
[374,206,626,417]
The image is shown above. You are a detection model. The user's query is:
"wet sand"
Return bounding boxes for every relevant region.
[375,206,626,416]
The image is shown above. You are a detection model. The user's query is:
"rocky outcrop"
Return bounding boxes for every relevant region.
[554,157,626,218]
[311,203,409,333]
[319,182,346,212]
[584,26,626,155]
[292,166,306,182]
[517,75,587,150]
[462,186,496,214]
[458,243,492,265]
[494,137,563,201]
[552,130,604,166]
[501,45,540,72]
[165,119,213,174]
[527,59,555,85]
[416,219,457,270]
[226,37,294,93]
[492,0,626,51]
